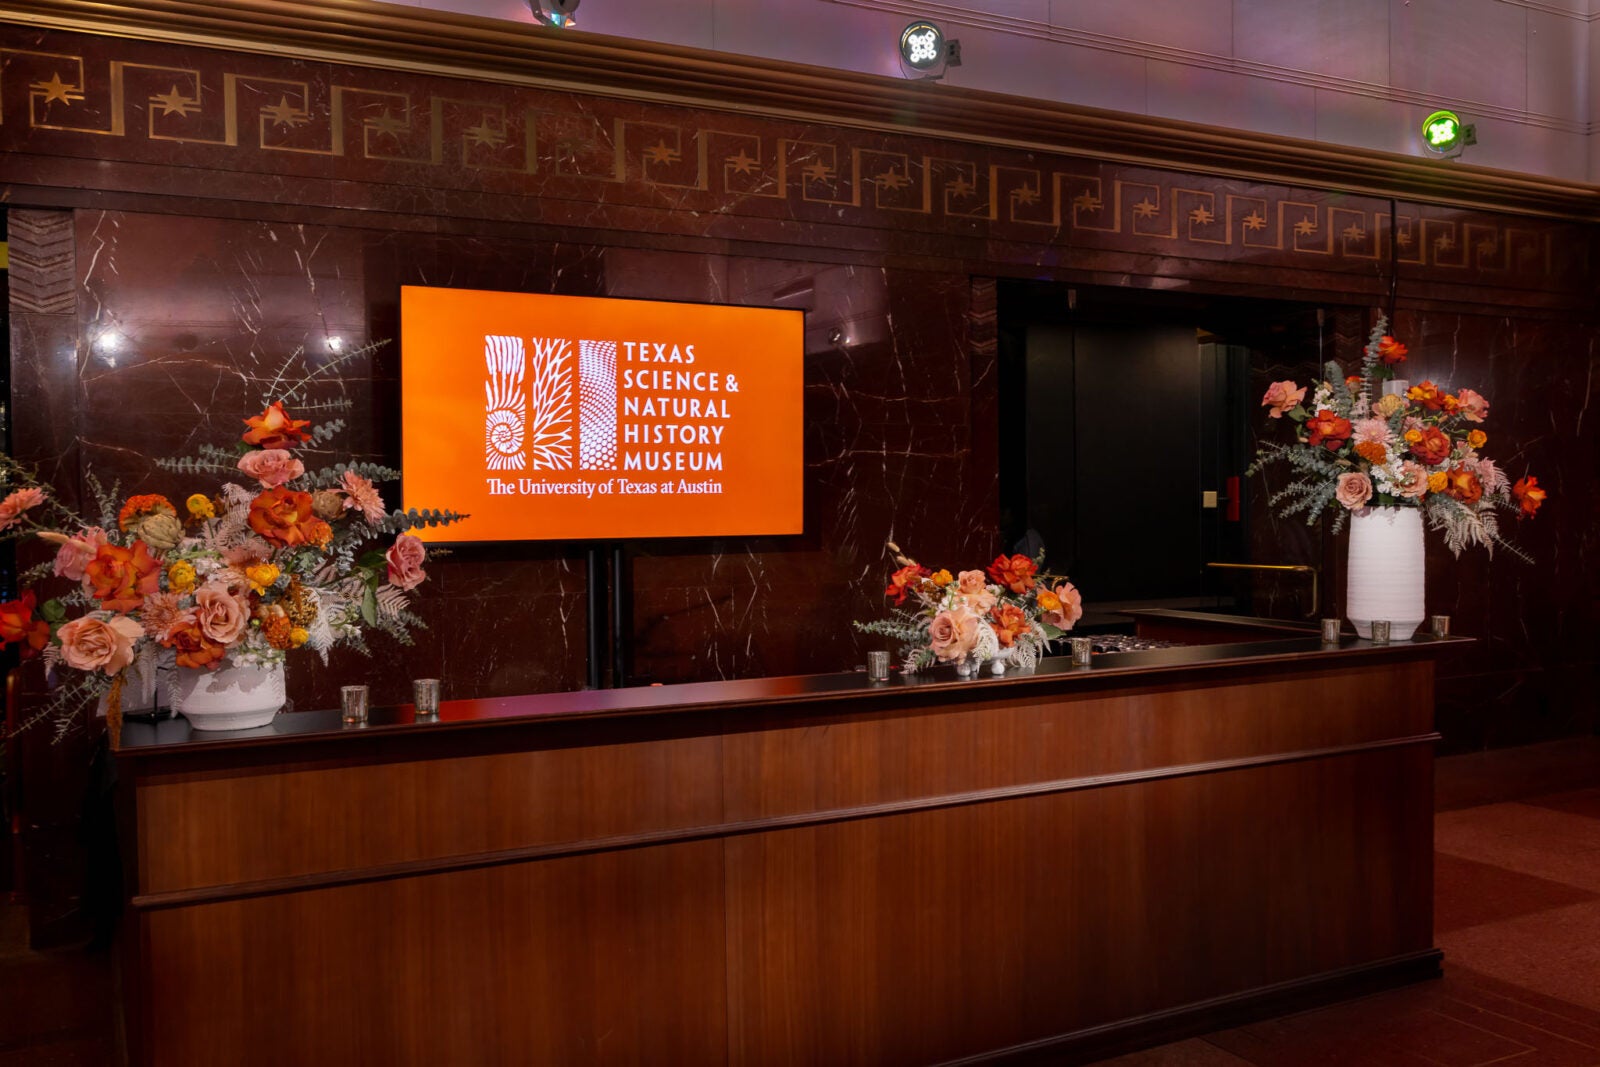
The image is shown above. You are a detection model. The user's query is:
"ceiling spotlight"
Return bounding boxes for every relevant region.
[898,20,960,79]
[530,0,579,27]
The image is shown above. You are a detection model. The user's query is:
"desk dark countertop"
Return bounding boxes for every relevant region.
[116,615,1468,760]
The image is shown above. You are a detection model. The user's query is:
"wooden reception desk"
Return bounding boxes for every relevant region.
[117,621,1455,1066]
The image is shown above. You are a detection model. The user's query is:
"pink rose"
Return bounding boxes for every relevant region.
[237,448,306,489]
[386,534,427,591]
[961,589,998,615]
[1261,380,1306,419]
[1395,462,1429,499]
[1044,581,1083,631]
[1335,471,1373,510]
[929,606,980,662]
[956,570,987,596]
[40,527,111,582]
[1455,388,1489,423]
[57,613,143,675]
[193,585,250,646]
[0,487,46,532]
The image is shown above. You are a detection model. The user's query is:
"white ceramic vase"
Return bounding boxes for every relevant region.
[1345,506,1425,641]
[175,659,286,731]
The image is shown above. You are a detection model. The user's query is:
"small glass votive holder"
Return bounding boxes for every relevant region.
[413,678,441,718]
[340,684,369,726]
[1070,636,1093,667]
[1320,618,1341,644]
[866,651,891,682]
[1369,620,1391,645]
[1429,615,1451,638]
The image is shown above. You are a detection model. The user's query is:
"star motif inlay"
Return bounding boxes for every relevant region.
[1189,206,1215,226]
[876,169,910,191]
[1292,218,1318,237]
[1436,234,1456,251]
[1071,192,1103,213]
[945,176,976,199]
[802,160,834,184]
[1342,225,1367,242]
[726,149,758,175]
[261,95,308,129]
[1011,184,1040,206]
[1396,231,1414,249]
[1242,211,1267,231]
[150,85,199,118]
[644,139,680,165]
[367,109,408,139]
[33,73,81,106]
[1132,199,1159,219]
[465,117,506,149]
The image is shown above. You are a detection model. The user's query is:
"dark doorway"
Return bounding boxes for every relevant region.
[998,281,1325,612]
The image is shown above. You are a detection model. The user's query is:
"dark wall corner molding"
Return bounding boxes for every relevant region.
[5,0,1599,221]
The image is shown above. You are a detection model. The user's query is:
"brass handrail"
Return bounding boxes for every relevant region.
[1205,562,1318,618]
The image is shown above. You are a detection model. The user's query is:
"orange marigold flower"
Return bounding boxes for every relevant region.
[247,487,321,547]
[929,569,954,587]
[1354,441,1388,465]
[989,603,1029,648]
[260,609,296,650]
[1304,409,1352,451]
[985,554,1038,595]
[1377,336,1408,365]
[242,401,312,450]
[1466,429,1487,450]
[1443,464,1483,505]
[84,541,162,613]
[1036,588,1062,613]
[117,493,176,531]
[1512,476,1546,518]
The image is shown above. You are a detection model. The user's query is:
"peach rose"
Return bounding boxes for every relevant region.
[1043,581,1083,631]
[956,570,988,596]
[40,527,110,582]
[1261,380,1306,419]
[961,589,998,615]
[193,585,251,646]
[237,448,306,488]
[57,614,143,675]
[386,534,427,591]
[247,487,321,547]
[1456,388,1489,423]
[1335,471,1373,510]
[929,605,980,662]
[1394,462,1429,499]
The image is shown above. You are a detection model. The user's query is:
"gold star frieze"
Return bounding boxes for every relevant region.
[1071,191,1103,213]
[643,140,681,165]
[1292,218,1318,237]
[1132,199,1159,219]
[261,95,309,129]
[801,160,834,184]
[366,109,408,139]
[1189,205,1215,226]
[33,72,83,106]
[1242,211,1267,231]
[725,149,759,175]
[875,169,910,191]
[1342,224,1367,242]
[151,85,199,118]
[1010,184,1040,206]
[464,117,507,149]
[1396,231,1414,249]
[945,176,976,199]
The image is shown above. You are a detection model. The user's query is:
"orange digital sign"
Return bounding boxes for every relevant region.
[400,286,804,542]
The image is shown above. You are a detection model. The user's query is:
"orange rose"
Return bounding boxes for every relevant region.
[1304,409,1352,450]
[956,570,988,596]
[985,554,1037,594]
[84,540,162,613]
[0,591,50,656]
[989,604,1029,648]
[247,487,321,547]
[1377,336,1408,365]
[162,614,227,670]
[1443,465,1483,505]
[1406,381,1445,412]
[1512,476,1545,518]
[1408,426,1452,466]
[885,563,931,605]
[242,401,312,450]
[1466,430,1487,450]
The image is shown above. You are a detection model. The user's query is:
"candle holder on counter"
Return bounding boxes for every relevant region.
[1069,637,1093,667]
[1320,618,1341,644]
[1369,620,1391,645]
[866,651,891,682]
[340,684,369,726]
[413,678,441,718]
[1429,615,1451,637]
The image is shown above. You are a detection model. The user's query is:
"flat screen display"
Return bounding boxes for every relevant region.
[400,286,804,542]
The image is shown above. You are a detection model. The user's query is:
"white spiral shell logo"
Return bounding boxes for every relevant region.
[484,335,526,471]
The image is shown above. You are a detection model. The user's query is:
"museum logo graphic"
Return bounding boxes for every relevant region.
[483,334,615,473]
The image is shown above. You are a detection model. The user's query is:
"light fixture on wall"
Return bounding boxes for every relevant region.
[529,0,579,28]
[898,20,961,79]
[1420,108,1475,158]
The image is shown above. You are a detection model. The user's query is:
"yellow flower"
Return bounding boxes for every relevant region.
[929,569,953,587]
[1467,429,1487,449]
[244,562,281,594]
[1373,394,1405,419]
[167,560,197,595]
[1427,471,1448,493]
[289,627,310,648]
[185,493,215,520]
[1036,588,1062,613]
[1403,428,1422,444]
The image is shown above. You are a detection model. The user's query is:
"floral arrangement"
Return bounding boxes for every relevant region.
[854,542,1083,674]
[1248,317,1545,557]
[0,368,463,736]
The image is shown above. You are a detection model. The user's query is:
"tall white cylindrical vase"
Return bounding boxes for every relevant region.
[1345,506,1425,641]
